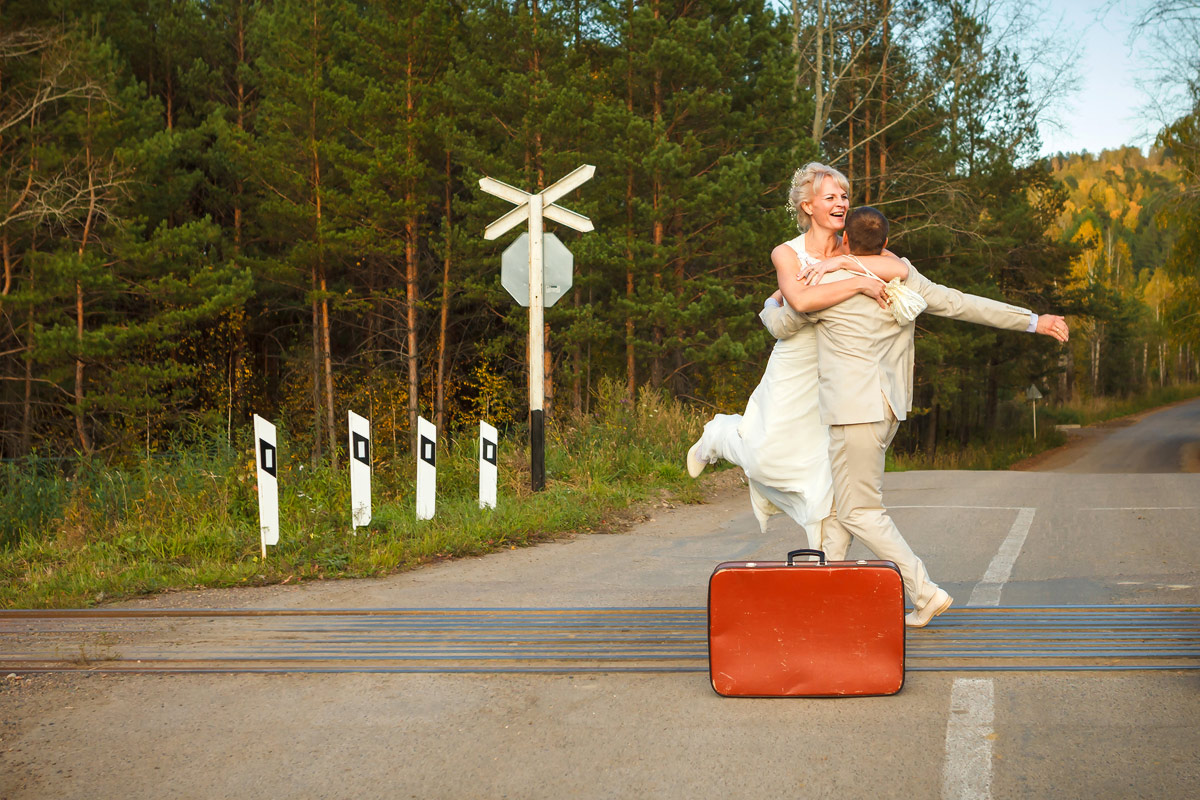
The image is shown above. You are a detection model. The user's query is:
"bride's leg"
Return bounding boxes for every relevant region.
[693,414,750,467]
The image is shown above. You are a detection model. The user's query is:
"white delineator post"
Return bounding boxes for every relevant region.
[253,414,279,558]
[347,410,371,530]
[480,165,595,492]
[479,420,498,509]
[416,416,437,520]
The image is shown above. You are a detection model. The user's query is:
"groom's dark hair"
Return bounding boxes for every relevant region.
[845,206,889,255]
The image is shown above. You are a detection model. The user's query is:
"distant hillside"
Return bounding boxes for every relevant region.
[1042,147,1195,397]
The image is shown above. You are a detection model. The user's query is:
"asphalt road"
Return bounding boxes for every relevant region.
[2,402,1198,800]
[1034,396,1200,473]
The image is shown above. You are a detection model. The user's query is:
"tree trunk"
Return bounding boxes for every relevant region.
[233,0,247,253]
[811,0,825,143]
[74,115,97,456]
[405,49,419,457]
[650,0,663,389]
[572,283,582,414]
[924,402,939,456]
[984,359,999,431]
[307,0,331,466]
[21,303,33,455]
[790,0,802,103]
[543,322,552,420]
[311,273,323,466]
[1,233,10,300]
[878,0,889,202]
[21,239,35,456]
[624,0,636,401]
[436,151,452,434]
[320,270,335,467]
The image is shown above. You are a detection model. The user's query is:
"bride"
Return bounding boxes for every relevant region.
[686,162,907,547]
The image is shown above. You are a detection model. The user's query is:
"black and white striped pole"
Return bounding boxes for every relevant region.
[252,414,279,558]
[480,165,595,491]
[347,410,371,530]
[479,420,498,509]
[416,416,437,520]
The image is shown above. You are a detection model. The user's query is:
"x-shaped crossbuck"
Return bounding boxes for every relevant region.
[480,165,595,240]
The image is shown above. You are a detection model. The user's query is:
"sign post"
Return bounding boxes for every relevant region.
[416,416,437,520]
[480,165,595,491]
[253,414,279,558]
[1025,384,1043,438]
[347,410,371,530]
[479,420,498,510]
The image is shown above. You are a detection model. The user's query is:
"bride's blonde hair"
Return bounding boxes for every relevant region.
[787,162,850,231]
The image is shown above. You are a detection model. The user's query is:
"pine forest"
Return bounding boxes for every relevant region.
[2,0,1198,470]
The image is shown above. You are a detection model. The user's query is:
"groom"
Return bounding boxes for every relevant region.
[762,207,1069,627]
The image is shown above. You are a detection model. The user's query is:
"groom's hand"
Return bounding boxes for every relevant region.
[1035,314,1069,342]
[859,279,889,310]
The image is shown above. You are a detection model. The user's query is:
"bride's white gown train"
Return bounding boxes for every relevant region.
[693,235,832,547]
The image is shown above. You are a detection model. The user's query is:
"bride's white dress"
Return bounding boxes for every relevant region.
[694,233,832,546]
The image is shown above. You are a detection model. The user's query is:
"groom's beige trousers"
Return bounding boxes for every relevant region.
[820,402,940,608]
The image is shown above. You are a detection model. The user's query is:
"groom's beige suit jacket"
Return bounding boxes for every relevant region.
[761,261,1032,426]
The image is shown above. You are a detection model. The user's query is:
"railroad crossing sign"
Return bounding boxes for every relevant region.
[480,164,595,491]
[480,165,595,242]
[501,233,573,307]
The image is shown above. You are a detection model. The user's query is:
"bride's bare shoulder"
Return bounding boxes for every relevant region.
[772,242,802,267]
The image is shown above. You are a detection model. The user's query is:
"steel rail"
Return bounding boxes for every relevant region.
[2,605,1197,675]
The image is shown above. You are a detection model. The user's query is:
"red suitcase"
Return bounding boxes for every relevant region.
[707,549,905,697]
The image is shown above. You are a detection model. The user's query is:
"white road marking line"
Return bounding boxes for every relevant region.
[942,678,996,800]
[942,509,1031,800]
[1087,507,1200,511]
[891,505,1198,512]
[890,505,1027,510]
[969,507,1036,607]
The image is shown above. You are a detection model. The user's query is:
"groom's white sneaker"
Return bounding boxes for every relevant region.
[905,588,953,628]
[686,440,708,478]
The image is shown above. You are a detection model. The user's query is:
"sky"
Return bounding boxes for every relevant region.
[1035,0,1162,157]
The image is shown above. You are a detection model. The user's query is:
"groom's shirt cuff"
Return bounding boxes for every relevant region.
[764,297,782,310]
[1025,312,1038,333]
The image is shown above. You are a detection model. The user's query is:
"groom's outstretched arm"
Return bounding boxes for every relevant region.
[904,262,1068,341]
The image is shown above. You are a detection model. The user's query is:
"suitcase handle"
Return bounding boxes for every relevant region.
[786,549,826,565]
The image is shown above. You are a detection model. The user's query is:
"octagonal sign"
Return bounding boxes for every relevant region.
[501,232,574,308]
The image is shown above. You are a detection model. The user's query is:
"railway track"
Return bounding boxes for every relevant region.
[2,605,1197,674]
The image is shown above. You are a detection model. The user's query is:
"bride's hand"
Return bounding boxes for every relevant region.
[798,255,852,286]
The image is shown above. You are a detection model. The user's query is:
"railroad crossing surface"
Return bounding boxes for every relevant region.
[3,464,1199,798]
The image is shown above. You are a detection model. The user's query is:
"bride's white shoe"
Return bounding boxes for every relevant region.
[686,440,708,478]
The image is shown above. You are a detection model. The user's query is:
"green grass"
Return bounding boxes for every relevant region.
[1036,383,1200,427]
[0,380,706,609]
[5,380,1197,608]
[888,430,1068,472]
